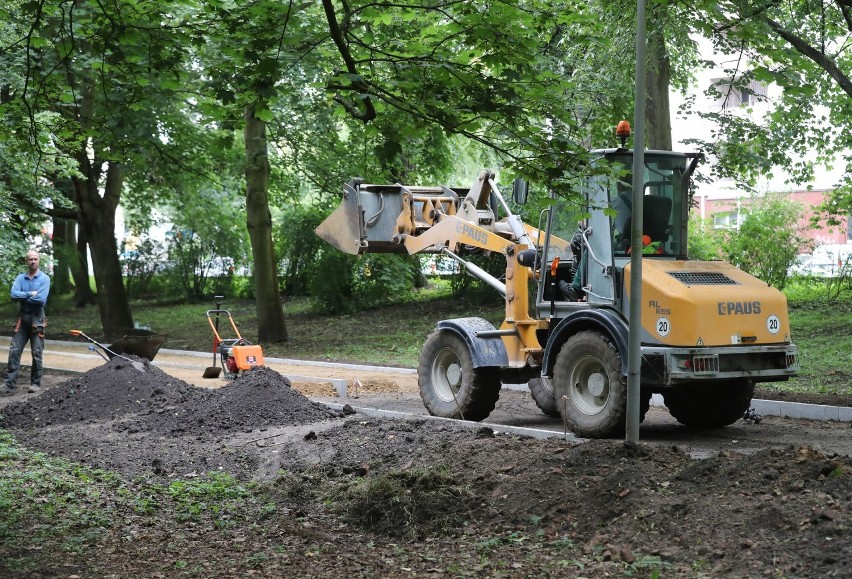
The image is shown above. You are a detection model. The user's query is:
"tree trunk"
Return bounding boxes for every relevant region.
[645,24,673,151]
[72,161,134,339]
[71,228,97,308]
[51,217,75,295]
[244,106,288,343]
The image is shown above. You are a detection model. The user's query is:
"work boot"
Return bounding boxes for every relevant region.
[557,280,583,302]
[28,385,42,394]
[0,386,16,397]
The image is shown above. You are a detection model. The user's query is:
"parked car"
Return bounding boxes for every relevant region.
[808,244,852,277]
[421,256,460,276]
[788,253,813,276]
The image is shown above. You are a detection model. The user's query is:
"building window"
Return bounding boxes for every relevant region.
[710,78,766,110]
[713,211,739,229]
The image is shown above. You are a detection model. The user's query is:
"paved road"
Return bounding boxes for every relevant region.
[0,336,419,392]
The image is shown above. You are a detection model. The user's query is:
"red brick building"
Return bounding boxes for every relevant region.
[693,189,850,248]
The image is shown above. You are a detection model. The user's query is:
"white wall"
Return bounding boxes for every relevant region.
[669,35,844,200]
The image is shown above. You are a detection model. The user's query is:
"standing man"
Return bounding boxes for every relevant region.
[2,249,51,396]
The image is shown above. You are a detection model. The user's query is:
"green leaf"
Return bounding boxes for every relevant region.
[254,108,274,123]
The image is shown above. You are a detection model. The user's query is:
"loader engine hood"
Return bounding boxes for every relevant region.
[623,259,794,347]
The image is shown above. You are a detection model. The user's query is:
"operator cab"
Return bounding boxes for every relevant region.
[538,147,698,312]
[603,150,689,260]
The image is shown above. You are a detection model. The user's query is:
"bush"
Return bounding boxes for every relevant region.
[121,238,168,299]
[309,251,417,313]
[276,206,326,297]
[687,213,723,261]
[720,193,810,290]
[164,230,244,302]
[449,251,507,305]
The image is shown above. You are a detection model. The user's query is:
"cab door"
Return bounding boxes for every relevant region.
[584,176,616,305]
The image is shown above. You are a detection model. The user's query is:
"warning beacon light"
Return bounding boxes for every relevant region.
[616,120,631,147]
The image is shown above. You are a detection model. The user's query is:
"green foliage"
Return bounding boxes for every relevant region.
[276,205,327,297]
[165,228,242,302]
[687,212,723,261]
[309,251,357,313]
[0,432,115,561]
[782,294,852,396]
[0,222,29,289]
[167,473,250,521]
[449,252,507,305]
[321,0,644,194]
[121,238,168,299]
[309,251,417,314]
[720,193,808,289]
[351,254,417,306]
[686,1,852,204]
[823,256,852,304]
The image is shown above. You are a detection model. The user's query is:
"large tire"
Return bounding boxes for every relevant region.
[529,377,559,417]
[553,330,627,438]
[418,330,501,422]
[663,380,755,428]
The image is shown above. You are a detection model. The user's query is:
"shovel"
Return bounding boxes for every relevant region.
[70,330,146,372]
[203,295,224,379]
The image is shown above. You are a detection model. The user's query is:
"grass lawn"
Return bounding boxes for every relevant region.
[2,277,849,397]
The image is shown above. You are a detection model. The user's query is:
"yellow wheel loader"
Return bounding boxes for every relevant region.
[316,132,798,438]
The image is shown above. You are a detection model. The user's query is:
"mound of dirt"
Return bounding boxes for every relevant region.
[0,360,340,437]
[0,357,197,428]
[0,364,850,578]
[118,365,341,436]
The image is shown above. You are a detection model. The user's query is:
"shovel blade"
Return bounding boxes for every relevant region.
[203,366,222,379]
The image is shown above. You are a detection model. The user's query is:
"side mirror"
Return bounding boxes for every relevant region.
[512,178,529,204]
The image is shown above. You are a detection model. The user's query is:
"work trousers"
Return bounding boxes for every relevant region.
[4,312,45,388]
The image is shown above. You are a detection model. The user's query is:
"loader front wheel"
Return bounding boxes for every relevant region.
[418,330,501,422]
[663,379,755,428]
[553,331,627,438]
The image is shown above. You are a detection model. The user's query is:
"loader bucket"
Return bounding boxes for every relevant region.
[316,179,465,255]
[315,182,365,255]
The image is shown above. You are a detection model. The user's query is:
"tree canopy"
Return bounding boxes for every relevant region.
[0,0,846,334]
[687,1,851,202]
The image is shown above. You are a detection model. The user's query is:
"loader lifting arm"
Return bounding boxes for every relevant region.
[316,169,554,368]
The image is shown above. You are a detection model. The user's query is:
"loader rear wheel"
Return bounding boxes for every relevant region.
[529,377,559,417]
[553,331,626,438]
[663,380,755,428]
[418,330,501,422]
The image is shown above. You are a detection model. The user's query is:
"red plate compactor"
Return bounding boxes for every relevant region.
[204,296,264,378]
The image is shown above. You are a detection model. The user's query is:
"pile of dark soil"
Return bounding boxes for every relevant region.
[0,357,195,428]
[1,359,340,434]
[0,360,344,479]
[119,365,341,436]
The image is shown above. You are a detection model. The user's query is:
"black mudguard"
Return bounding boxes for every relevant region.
[542,309,629,378]
[435,317,509,369]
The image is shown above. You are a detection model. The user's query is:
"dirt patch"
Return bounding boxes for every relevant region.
[294,376,410,398]
[0,364,850,577]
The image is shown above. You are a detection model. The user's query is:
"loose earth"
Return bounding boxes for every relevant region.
[0,359,849,577]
